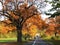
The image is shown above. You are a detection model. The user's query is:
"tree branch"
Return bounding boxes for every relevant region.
[21,12,40,26]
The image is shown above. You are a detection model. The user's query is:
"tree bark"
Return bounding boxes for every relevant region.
[55,31,57,37]
[17,26,23,45]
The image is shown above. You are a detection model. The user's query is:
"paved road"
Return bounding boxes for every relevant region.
[0,40,53,45]
[24,40,54,45]
[0,37,54,45]
[24,37,54,45]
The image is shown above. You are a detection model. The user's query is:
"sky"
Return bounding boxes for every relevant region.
[0,0,52,21]
[0,2,2,10]
[40,2,52,20]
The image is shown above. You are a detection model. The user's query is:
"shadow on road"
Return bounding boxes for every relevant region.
[0,42,17,45]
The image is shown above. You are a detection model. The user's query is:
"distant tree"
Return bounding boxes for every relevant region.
[44,0,60,36]
[55,15,60,24]
[55,15,60,36]
[46,18,56,35]
[45,0,60,17]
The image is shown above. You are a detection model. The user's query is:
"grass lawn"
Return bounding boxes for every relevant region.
[0,38,17,42]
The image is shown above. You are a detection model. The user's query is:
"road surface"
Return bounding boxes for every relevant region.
[0,37,54,45]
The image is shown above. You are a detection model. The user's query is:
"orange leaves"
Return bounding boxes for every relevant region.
[19,3,38,19]
[48,23,55,31]
[8,11,19,20]
[6,3,38,21]
[56,15,60,23]
[45,17,60,35]
[0,21,16,34]
[0,27,8,34]
[22,14,44,37]
[0,22,8,33]
[3,19,12,24]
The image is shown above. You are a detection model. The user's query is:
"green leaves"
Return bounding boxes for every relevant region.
[45,0,60,17]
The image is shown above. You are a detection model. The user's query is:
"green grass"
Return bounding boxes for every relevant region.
[0,38,17,42]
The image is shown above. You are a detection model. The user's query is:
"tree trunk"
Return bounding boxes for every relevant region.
[55,32,57,37]
[17,26,23,45]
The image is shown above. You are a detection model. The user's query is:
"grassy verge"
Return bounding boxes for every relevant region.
[0,38,17,42]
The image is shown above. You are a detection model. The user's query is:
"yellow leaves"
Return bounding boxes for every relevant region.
[29,25,37,30]
[29,25,38,37]
[22,25,38,37]
[22,29,28,35]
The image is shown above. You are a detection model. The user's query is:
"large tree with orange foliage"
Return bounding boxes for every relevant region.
[0,0,42,44]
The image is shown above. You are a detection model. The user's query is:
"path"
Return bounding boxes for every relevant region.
[0,37,54,45]
[24,36,54,45]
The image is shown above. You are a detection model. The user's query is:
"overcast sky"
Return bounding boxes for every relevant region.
[0,0,52,21]
[0,2,2,10]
